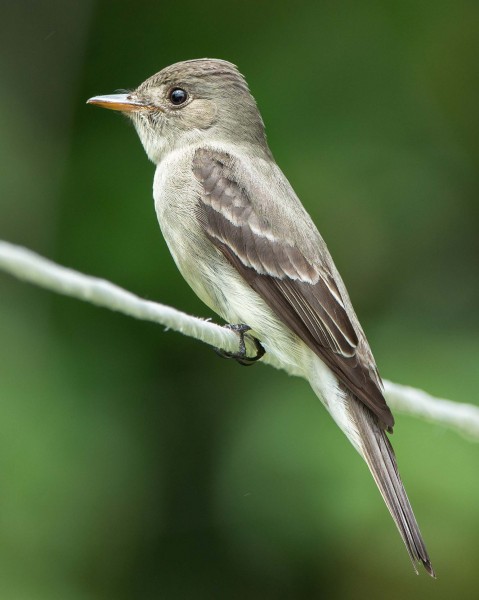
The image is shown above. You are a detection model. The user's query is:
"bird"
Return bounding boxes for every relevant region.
[87,58,434,576]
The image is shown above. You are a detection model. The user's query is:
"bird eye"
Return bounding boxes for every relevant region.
[169,88,188,105]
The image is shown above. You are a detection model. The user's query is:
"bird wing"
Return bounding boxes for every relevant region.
[192,148,394,430]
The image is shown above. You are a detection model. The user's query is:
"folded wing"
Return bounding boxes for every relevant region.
[193,148,394,431]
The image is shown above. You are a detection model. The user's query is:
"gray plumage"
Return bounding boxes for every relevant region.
[87,58,434,576]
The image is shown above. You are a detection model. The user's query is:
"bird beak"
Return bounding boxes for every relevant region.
[87,93,154,112]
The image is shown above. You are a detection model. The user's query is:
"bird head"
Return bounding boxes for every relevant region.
[87,58,268,164]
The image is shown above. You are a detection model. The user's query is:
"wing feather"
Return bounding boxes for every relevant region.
[193,148,394,430]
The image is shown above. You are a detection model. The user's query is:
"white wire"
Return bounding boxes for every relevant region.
[1,240,478,439]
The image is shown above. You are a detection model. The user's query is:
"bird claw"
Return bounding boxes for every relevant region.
[214,323,265,366]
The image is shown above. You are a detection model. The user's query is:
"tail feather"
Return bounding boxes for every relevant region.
[349,395,435,577]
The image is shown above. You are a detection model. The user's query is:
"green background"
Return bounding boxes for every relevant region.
[1,1,478,598]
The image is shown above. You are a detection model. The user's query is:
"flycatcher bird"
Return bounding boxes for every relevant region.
[88,58,434,576]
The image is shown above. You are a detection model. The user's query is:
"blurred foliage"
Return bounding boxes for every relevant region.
[0,0,478,598]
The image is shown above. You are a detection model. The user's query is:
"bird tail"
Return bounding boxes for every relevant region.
[308,358,434,575]
[345,393,435,577]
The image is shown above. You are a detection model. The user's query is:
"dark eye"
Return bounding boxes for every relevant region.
[169,88,188,105]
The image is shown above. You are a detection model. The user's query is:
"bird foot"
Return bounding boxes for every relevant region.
[214,323,265,366]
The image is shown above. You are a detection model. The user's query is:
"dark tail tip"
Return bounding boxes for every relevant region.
[423,559,436,578]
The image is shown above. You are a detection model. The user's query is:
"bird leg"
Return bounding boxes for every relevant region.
[214,323,265,366]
